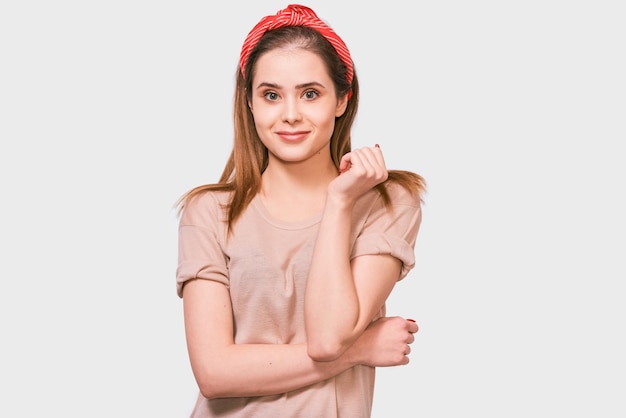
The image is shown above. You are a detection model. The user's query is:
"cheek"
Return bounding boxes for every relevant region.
[250,103,276,126]
[316,109,338,129]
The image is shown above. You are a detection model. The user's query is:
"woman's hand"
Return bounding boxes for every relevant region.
[347,316,419,367]
[329,145,388,202]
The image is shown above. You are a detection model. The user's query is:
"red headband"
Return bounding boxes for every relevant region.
[239,4,354,87]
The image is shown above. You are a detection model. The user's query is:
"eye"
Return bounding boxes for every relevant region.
[303,89,319,100]
[263,91,279,101]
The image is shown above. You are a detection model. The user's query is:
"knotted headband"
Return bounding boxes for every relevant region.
[239,4,354,87]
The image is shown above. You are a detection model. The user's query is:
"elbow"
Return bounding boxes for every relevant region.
[307,339,347,362]
[196,373,228,400]
[197,380,221,400]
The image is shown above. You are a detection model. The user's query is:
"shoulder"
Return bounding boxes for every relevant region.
[179,189,232,227]
[383,180,422,208]
[357,181,421,209]
[351,182,418,224]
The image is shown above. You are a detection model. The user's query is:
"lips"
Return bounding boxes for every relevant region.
[275,130,309,142]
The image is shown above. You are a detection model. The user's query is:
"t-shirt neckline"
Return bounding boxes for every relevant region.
[251,195,323,230]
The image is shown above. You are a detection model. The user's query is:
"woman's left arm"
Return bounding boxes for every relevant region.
[304,146,419,361]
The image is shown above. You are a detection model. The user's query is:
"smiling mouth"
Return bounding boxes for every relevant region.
[276,131,309,142]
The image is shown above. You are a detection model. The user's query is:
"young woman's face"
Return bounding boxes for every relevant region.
[249,46,348,167]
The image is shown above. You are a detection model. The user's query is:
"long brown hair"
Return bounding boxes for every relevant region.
[176,26,426,229]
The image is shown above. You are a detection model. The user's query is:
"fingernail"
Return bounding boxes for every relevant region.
[407,318,416,322]
[375,144,380,148]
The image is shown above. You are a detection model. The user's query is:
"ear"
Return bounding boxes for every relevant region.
[335,94,348,117]
[246,87,253,112]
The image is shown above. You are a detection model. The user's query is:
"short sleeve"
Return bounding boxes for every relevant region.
[176,192,230,297]
[351,184,422,281]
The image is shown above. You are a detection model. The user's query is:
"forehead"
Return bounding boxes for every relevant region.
[253,47,331,84]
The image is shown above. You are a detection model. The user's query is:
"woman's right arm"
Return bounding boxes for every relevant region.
[183,278,416,400]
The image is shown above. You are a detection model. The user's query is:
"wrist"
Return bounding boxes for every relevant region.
[343,338,365,367]
[324,192,356,214]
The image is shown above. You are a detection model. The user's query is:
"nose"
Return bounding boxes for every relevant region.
[282,97,301,124]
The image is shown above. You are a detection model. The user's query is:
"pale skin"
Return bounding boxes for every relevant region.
[183,45,418,400]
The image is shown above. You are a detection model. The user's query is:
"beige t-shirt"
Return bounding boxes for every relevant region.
[176,182,422,418]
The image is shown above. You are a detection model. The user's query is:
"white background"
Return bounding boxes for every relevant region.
[1,1,624,417]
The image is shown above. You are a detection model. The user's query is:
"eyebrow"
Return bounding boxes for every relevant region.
[255,81,326,90]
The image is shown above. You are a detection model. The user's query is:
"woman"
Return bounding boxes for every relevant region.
[175,4,426,417]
